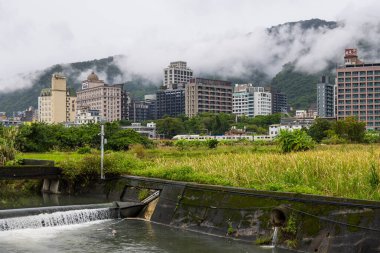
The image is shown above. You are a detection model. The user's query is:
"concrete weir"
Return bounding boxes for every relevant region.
[99,176,380,253]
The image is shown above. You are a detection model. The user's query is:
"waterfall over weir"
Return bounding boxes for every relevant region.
[0,208,112,231]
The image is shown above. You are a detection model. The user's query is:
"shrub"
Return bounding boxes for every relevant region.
[77,146,92,154]
[174,140,189,151]
[130,144,146,159]
[206,139,218,149]
[363,131,380,144]
[321,134,347,145]
[107,129,152,151]
[276,130,315,153]
[0,127,18,165]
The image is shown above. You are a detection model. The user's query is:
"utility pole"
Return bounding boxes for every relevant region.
[100,124,105,180]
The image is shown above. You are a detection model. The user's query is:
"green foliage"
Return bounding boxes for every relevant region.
[321,133,347,145]
[173,140,192,151]
[14,122,151,152]
[271,63,321,109]
[156,117,186,139]
[276,129,315,153]
[59,152,146,192]
[254,235,272,245]
[333,117,366,143]
[129,144,147,159]
[206,139,218,149]
[369,162,380,190]
[364,131,380,144]
[107,129,152,151]
[138,188,151,201]
[155,113,280,138]
[0,127,18,165]
[308,118,333,143]
[227,222,235,235]
[77,146,92,154]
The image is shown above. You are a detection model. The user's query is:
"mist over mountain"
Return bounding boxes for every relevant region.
[1,18,380,113]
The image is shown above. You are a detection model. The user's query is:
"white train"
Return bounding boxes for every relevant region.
[172,135,272,141]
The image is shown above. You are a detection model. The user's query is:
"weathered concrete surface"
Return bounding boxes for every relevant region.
[97,175,380,253]
[0,166,61,180]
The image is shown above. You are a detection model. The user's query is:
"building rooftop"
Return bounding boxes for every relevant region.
[40,88,52,96]
[87,71,100,82]
[337,63,380,69]
[189,77,231,87]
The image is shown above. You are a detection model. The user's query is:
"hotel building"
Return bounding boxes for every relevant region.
[336,49,380,130]
[76,72,126,122]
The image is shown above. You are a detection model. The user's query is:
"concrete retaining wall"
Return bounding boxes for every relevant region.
[97,175,380,253]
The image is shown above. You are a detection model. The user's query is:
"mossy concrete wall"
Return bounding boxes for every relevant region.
[99,175,380,253]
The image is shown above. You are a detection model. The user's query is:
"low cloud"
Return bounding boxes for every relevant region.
[1,0,380,92]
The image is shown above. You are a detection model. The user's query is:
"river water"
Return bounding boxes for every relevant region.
[0,194,292,253]
[0,219,292,253]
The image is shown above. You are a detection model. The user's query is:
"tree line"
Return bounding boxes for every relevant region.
[0,122,152,153]
[154,113,282,139]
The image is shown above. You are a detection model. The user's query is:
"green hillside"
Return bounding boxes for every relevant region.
[0,57,158,113]
[271,63,319,109]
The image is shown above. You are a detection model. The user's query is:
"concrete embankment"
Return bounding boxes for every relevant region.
[86,175,380,253]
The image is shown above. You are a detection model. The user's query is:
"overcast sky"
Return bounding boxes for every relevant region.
[0,0,379,91]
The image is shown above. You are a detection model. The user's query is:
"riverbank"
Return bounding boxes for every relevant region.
[16,143,380,201]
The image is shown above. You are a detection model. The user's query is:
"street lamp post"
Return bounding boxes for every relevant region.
[100,123,105,180]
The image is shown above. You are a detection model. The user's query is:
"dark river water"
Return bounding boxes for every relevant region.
[0,194,292,253]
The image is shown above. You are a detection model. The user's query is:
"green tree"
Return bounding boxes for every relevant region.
[16,123,58,152]
[107,129,152,151]
[332,117,366,143]
[0,127,18,165]
[308,118,333,143]
[156,117,186,139]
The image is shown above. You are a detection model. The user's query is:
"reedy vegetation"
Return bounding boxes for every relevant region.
[19,144,380,201]
[0,127,18,165]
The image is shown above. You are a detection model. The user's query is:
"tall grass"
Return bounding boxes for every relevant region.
[17,144,380,201]
[132,144,380,200]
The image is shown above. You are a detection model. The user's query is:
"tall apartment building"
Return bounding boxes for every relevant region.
[185,78,232,117]
[252,87,272,116]
[233,84,271,117]
[38,74,76,123]
[163,61,193,89]
[76,72,127,122]
[129,95,157,122]
[336,49,380,130]
[317,75,335,118]
[265,87,288,114]
[144,94,157,120]
[156,86,186,119]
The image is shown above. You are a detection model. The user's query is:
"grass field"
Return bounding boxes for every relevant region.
[17,143,380,201]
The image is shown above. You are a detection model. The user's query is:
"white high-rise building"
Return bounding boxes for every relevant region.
[232,84,271,117]
[163,61,193,89]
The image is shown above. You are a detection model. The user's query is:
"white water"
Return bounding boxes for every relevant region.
[0,208,111,231]
[272,227,279,246]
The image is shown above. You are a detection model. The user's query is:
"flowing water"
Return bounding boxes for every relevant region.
[0,219,293,253]
[0,194,293,253]
[0,208,112,231]
[272,227,279,246]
